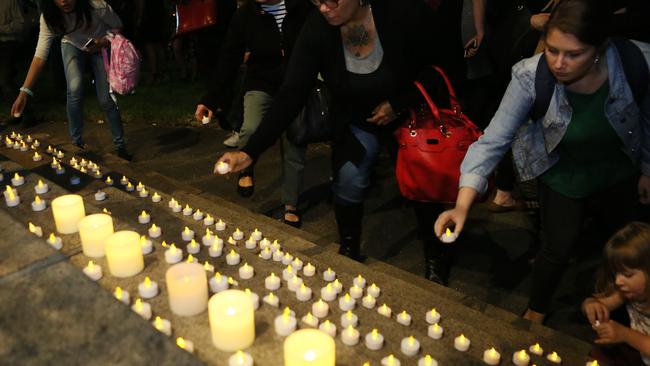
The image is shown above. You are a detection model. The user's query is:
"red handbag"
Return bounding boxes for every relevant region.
[175,0,218,35]
[394,66,482,203]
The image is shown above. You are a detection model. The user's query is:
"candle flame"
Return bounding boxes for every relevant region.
[5,185,14,199]
[14,173,19,180]
[268,292,275,299]
[135,298,143,311]
[459,334,466,341]
[170,243,177,251]
[88,261,95,269]
[176,337,186,348]
[550,352,559,360]
[48,233,56,242]
[371,328,378,338]
[144,277,152,287]
[519,350,527,359]
[28,222,36,232]
[229,249,236,256]
[186,254,195,263]
[140,210,147,217]
[183,227,190,234]
[114,287,123,299]
[227,277,235,285]
[154,316,163,329]
[401,310,407,317]
[184,204,190,210]
[434,323,440,331]
[106,176,112,183]
[409,336,414,346]
[127,182,133,188]
[236,351,245,362]
[445,228,452,237]
[347,311,353,319]
[424,355,433,364]
[533,343,541,352]
[34,152,40,158]
[137,182,143,188]
[344,293,350,301]
[153,192,160,199]
[244,288,252,295]
[300,283,306,290]
[35,196,41,204]
[326,267,332,273]
[306,313,313,321]
[283,307,291,316]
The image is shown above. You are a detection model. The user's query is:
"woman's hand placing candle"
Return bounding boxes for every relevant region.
[215,151,253,175]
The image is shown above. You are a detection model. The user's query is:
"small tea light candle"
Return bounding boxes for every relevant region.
[282,253,294,266]
[181,227,194,241]
[365,329,384,350]
[140,236,153,255]
[228,236,238,246]
[32,152,42,161]
[426,308,441,324]
[239,263,254,279]
[481,348,500,365]
[202,229,215,245]
[216,161,230,174]
[46,145,53,153]
[418,355,438,366]
[275,309,297,336]
[152,316,172,336]
[172,202,182,212]
[401,336,421,357]
[28,223,43,237]
[301,312,319,328]
[228,351,253,366]
[454,334,470,352]
[105,176,114,186]
[529,343,543,356]
[215,219,226,231]
[186,239,200,254]
[265,273,281,290]
[339,293,356,311]
[19,142,28,151]
[226,249,241,265]
[193,209,204,221]
[397,311,412,326]
[287,275,303,292]
[120,176,129,185]
[367,283,381,298]
[138,276,159,298]
[440,228,457,243]
[272,250,284,262]
[203,214,214,226]
[182,204,193,216]
[282,265,295,281]
[303,262,316,277]
[232,228,244,241]
[138,210,151,224]
[312,299,329,318]
[332,279,343,294]
[512,350,529,366]
[131,299,152,320]
[46,233,63,250]
[4,186,19,207]
[350,285,363,299]
[378,304,392,318]
[203,261,215,273]
[185,254,197,263]
[209,241,223,257]
[33,139,40,147]
[323,268,336,282]
[164,244,183,264]
[148,224,161,238]
[114,287,130,305]
[94,190,107,201]
[362,294,377,309]
[341,325,360,346]
[31,195,46,211]
[11,173,24,186]
[547,352,562,364]
[83,261,102,280]
[202,115,211,124]
[152,192,161,202]
[259,238,271,250]
[259,247,272,260]
[139,188,148,198]
[290,257,303,270]
[428,323,444,340]
[125,182,134,191]
[245,236,257,249]
[135,182,144,192]
[176,337,194,353]
[56,150,64,159]
[319,320,337,338]
[341,310,358,328]
[353,275,367,289]
[263,292,279,307]
[209,273,229,293]
[381,355,401,366]
[34,180,48,194]
[251,229,262,241]
[296,283,312,302]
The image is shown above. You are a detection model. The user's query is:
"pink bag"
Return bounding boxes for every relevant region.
[102,32,141,95]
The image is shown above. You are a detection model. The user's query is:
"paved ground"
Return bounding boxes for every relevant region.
[1,112,604,344]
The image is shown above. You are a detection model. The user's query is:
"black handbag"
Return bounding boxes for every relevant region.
[286,81,332,146]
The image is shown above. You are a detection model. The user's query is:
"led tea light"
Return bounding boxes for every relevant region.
[365,329,384,350]
[31,195,46,211]
[138,276,159,299]
[428,323,443,340]
[454,334,470,352]
[312,299,329,318]
[83,260,102,281]
[131,298,152,320]
[34,180,48,194]
[46,233,63,250]
[401,336,420,357]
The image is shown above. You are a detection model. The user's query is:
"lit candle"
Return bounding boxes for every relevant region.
[82,260,102,281]
[202,115,211,124]
[215,219,226,231]
[245,236,257,249]
[186,239,200,254]
[319,320,337,337]
[228,351,254,366]
[547,351,562,364]
[202,229,215,246]
[232,228,244,241]
[46,145,53,153]
[78,213,113,257]
[341,325,360,346]
[193,209,204,221]
[586,361,599,366]
[282,252,294,265]
[226,249,241,265]
[272,249,284,262]
[323,268,336,282]
[152,192,161,202]
[288,275,303,292]
[186,254,197,263]
[131,298,152,320]
[172,202,182,213]
[11,173,24,186]
[105,231,144,278]
[263,292,279,307]
[148,223,162,238]
[440,228,457,243]
[483,348,501,365]
[19,142,27,151]
[203,214,214,226]
[512,349,529,366]
[349,285,363,299]
[275,308,298,336]
[139,187,148,198]
[167,262,208,316]
[210,272,229,293]
[339,293,356,311]
[282,265,295,281]
[32,152,42,161]
[291,258,303,271]
[31,195,46,211]
[454,334,470,352]
[4,185,20,207]
[120,176,129,185]
[56,150,64,159]
[428,323,443,340]
[135,182,144,192]
[55,163,64,175]
[251,228,262,241]
[140,236,153,255]
[426,308,441,324]
[529,343,543,356]
[303,262,316,277]
[228,236,238,246]
[312,299,329,318]
[46,233,63,250]
[209,290,256,351]
[401,336,420,357]
[138,276,159,299]
[203,261,215,273]
[181,226,194,241]
[33,139,40,147]
[94,190,106,201]
[365,329,384,350]
[341,310,358,328]
[114,286,130,305]
[176,337,194,353]
[259,238,271,250]
[34,180,48,194]
[367,283,381,298]
[239,263,254,279]
[378,304,392,318]
[332,279,343,294]
[216,161,230,175]
[381,355,401,366]
[105,176,114,186]
[397,310,412,326]
[259,247,272,260]
[125,182,134,191]
[164,244,183,264]
[152,316,172,336]
[296,283,312,302]
[418,355,438,366]
[320,284,337,302]
[138,210,151,224]
[51,194,85,234]
[362,294,377,309]
[209,241,223,257]
[28,222,43,237]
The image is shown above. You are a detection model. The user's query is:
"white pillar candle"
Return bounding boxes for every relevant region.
[152,316,172,336]
[11,173,24,186]
[401,336,421,357]
[210,273,229,293]
[114,287,130,305]
[232,228,244,241]
[78,213,113,257]
[105,231,144,278]
[381,355,401,366]
[349,285,363,299]
[303,262,316,277]
[512,350,530,366]
[259,247,272,260]
[176,337,194,353]
[339,293,356,311]
[165,244,183,264]
[428,323,444,340]
[132,299,152,320]
[397,311,412,326]
[181,227,194,241]
[239,263,254,279]
[138,276,159,298]
[186,239,200,254]
[226,249,241,265]
[454,334,470,352]
[209,290,255,351]
[320,284,337,302]
[341,325,360,346]
[301,312,319,328]
[31,196,46,211]
[251,228,262,241]
[288,275,303,292]
[263,292,279,307]
[365,329,384,350]
[140,236,153,255]
[377,304,392,318]
[94,190,106,201]
[341,311,358,328]
[193,209,204,221]
[228,351,253,366]
[296,284,312,302]
[167,262,208,316]
[318,320,337,337]
[52,194,85,234]
[332,279,343,294]
[323,268,336,282]
[426,308,441,324]
[4,186,20,207]
[547,352,562,364]
[83,260,102,281]
[148,224,162,238]
[284,329,335,366]
[46,233,63,250]
[34,180,48,194]
[138,210,151,224]
[282,253,294,265]
[312,299,329,318]
[362,294,376,309]
[215,219,226,231]
[440,228,457,243]
[209,241,223,257]
[275,310,298,336]
[529,343,543,356]
[152,192,161,202]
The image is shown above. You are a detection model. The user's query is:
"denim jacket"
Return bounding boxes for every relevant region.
[460,40,650,194]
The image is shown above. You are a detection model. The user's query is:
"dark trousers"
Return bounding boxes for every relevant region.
[528,176,641,313]
[413,201,446,259]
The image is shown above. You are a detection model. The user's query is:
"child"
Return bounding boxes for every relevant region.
[582,222,650,365]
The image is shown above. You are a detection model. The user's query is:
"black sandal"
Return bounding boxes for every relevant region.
[237,171,254,197]
[283,208,302,228]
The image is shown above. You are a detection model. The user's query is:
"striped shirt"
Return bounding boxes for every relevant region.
[260,1,286,32]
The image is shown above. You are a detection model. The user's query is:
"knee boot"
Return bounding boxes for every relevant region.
[334,201,363,261]
[423,239,450,285]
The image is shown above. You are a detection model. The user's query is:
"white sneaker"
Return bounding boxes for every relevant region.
[223,131,240,148]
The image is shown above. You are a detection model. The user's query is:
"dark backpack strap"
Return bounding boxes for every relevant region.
[611,38,649,105]
[531,55,555,121]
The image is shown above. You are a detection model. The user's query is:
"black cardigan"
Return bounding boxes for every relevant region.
[200,0,313,112]
[241,0,443,160]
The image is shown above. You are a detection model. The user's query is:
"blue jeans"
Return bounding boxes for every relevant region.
[60,42,125,148]
[332,125,381,204]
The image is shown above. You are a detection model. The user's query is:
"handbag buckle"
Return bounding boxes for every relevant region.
[410,130,417,137]
[440,124,452,138]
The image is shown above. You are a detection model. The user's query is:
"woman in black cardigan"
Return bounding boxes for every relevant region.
[217,0,450,281]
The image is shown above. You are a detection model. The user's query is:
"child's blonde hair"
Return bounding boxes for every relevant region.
[596,222,650,297]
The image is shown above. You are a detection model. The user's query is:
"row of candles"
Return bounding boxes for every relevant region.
[2,135,591,365]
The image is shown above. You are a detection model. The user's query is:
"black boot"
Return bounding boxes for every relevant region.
[424,247,450,286]
[334,201,364,262]
[414,201,450,285]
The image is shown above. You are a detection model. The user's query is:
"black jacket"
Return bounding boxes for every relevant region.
[242,0,444,160]
[200,0,313,111]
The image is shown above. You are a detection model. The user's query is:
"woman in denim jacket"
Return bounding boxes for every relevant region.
[435,0,650,323]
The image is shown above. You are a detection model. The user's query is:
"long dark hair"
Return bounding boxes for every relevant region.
[40,0,93,36]
[542,0,612,49]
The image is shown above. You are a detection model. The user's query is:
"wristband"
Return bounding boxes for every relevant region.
[19,87,34,97]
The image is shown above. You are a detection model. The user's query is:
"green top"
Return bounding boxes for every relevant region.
[540,81,638,198]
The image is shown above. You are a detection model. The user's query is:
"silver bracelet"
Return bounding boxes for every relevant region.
[19,86,34,97]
